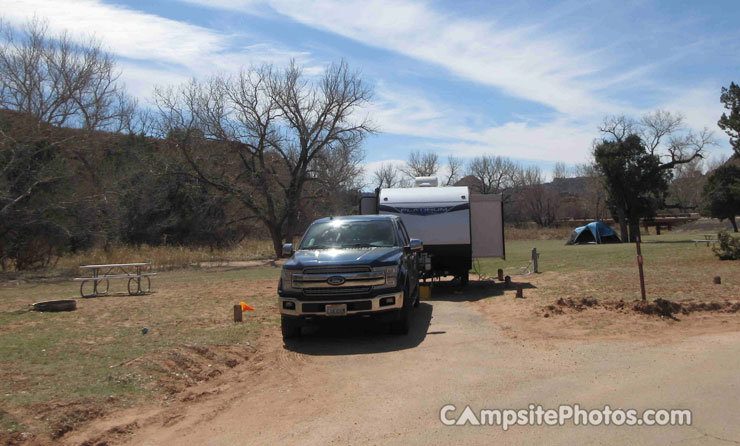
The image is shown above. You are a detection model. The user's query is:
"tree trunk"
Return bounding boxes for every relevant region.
[629,220,641,242]
[731,216,738,233]
[617,207,628,242]
[269,225,284,258]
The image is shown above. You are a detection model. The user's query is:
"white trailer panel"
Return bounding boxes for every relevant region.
[378,186,470,246]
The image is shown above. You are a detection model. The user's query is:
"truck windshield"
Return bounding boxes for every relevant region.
[299,220,398,250]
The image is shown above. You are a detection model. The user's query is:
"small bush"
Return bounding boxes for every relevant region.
[713,231,740,260]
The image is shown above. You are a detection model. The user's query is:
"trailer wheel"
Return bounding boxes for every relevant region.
[459,272,469,288]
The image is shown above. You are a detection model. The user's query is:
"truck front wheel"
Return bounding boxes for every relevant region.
[390,288,412,335]
[281,315,301,340]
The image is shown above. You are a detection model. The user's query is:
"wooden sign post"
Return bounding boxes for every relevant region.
[635,240,647,301]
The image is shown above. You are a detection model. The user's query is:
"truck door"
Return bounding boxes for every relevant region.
[396,220,418,295]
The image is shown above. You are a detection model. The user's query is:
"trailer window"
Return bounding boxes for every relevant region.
[300,220,398,250]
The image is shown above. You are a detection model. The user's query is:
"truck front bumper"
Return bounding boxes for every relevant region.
[278,291,403,317]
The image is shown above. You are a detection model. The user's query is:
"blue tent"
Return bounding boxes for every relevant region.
[566,222,621,245]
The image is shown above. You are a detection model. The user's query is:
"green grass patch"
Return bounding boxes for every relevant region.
[0,265,280,436]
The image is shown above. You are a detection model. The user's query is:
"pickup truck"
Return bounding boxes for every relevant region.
[278,215,422,340]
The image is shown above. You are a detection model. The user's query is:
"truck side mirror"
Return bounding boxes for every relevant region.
[408,239,423,252]
[282,243,294,257]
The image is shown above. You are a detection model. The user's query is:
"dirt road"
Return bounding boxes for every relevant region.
[69,297,740,446]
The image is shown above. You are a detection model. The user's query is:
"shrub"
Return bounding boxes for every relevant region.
[713,231,740,260]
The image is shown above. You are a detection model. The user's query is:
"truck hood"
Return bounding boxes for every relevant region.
[286,247,402,269]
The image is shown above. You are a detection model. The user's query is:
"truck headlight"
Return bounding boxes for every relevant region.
[281,269,300,292]
[374,266,398,288]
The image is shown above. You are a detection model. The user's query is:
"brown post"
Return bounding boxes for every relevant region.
[497,269,504,281]
[635,240,647,301]
[714,276,721,285]
[516,283,524,298]
[233,304,243,322]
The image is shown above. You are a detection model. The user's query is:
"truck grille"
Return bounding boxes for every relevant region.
[302,265,371,274]
[303,286,372,297]
[302,301,372,313]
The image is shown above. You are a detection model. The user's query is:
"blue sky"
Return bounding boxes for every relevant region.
[4,0,739,177]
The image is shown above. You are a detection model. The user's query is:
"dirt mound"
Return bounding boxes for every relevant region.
[1,345,257,446]
[676,217,733,232]
[22,399,106,442]
[130,344,253,395]
[632,298,686,318]
[78,421,139,446]
[541,298,740,319]
[632,299,740,318]
[0,431,31,446]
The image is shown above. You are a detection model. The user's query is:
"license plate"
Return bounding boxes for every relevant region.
[325,304,347,316]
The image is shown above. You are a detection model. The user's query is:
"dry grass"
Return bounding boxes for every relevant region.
[471,230,740,341]
[6,239,277,279]
[504,225,574,241]
[2,229,739,441]
[0,265,282,440]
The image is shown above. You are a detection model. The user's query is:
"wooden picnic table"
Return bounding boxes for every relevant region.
[692,239,718,247]
[74,263,156,298]
[702,233,716,240]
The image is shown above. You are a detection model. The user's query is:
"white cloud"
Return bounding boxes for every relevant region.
[3,0,227,66]
[116,62,191,99]
[3,0,322,96]
[184,0,617,116]
[6,0,728,165]
[369,82,597,163]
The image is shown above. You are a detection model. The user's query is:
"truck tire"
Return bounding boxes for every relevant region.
[460,272,469,287]
[413,280,420,307]
[390,287,412,335]
[281,315,301,340]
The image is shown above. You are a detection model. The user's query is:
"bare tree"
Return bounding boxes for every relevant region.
[466,155,518,195]
[596,110,716,241]
[574,163,608,220]
[667,158,705,212]
[374,162,404,188]
[0,18,137,256]
[599,110,715,171]
[444,155,463,186]
[552,161,572,180]
[403,150,438,178]
[311,143,365,192]
[598,115,636,143]
[0,19,135,132]
[154,60,373,257]
[518,166,560,227]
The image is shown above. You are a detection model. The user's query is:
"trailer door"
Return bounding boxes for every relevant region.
[470,194,505,259]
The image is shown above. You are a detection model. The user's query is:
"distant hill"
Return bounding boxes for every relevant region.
[544,177,590,195]
[454,175,589,196]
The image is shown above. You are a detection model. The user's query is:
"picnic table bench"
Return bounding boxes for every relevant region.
[692,239,718,247]
[74,263,156,298]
